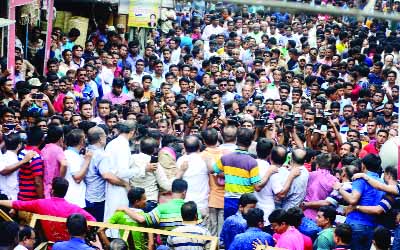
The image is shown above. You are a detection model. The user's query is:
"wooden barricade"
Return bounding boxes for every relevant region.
[29,213,219,250]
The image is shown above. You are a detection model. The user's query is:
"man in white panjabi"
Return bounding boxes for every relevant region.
[177,136,210,218]
[102,121,145,237]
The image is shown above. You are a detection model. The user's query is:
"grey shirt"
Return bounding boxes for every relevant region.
[281,166,309,210]
[84,144,107,203]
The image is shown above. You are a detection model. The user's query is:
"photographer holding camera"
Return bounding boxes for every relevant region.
[279,112,306,150]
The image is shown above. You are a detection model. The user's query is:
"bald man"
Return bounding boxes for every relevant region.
[219,125,238,152]
[177,136,210,218]
[254,145,300,226]
[85,126,130,222]
[281,148,309,210]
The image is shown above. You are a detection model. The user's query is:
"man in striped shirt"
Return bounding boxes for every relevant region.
[167,201,211,250]
[213,128,275,219]
[17,127,45,201]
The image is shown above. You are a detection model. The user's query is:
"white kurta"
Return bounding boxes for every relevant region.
[64,149,86,208]
[102,135,145,237]
[177,153,209,211]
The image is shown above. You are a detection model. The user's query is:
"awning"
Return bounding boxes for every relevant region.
[0,18,15,28]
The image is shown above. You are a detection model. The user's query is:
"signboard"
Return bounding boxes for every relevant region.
[161,0,174,8]
[119,0,129,14]
[128,0,160,28]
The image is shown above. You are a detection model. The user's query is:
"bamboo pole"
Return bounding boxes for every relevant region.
[224,0,400,21]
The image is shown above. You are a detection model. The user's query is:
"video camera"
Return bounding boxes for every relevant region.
[154,88,163,102]
[253,111,273,128]
[283,113,295,130]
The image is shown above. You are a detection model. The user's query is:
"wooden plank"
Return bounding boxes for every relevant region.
[210,238,218,250]
[33,242,48,250]
[122,230,130,241]
[31,214,219,249]
[0,209,13,222]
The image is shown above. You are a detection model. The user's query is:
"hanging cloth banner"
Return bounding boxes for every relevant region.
[128,0,160,28]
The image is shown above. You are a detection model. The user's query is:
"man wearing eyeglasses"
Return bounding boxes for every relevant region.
[244,105,258,119]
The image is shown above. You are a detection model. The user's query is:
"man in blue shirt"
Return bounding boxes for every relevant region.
[73,68,95,105]
[220,193,258,250]
[178,77,195,104]
[53,214,96,250]
[85,126,130,222]
[335,154,384,250]
[273,12,290,24]
[368,62,384,85]
[126,40,143,72]
[229,208,274,250]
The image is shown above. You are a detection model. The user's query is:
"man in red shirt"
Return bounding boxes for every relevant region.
[359,129,389,158]
[0,177,95,242]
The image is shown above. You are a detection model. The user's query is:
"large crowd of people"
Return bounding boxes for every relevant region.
[0,0,399,249]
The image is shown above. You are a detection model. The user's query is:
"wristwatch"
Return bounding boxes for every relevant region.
[356,205,360,211]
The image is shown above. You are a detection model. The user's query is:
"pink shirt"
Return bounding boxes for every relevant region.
[318,58,332,66]
[274,226,304,250]
[191,33,201,40]
[13,197,96,242]
[41,143,66,198]
[114,66,123,78]
[303,234,313,250]
[103,91,131,105]
[304,169,338,220]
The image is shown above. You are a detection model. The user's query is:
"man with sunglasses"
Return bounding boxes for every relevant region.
[217,77,235,104]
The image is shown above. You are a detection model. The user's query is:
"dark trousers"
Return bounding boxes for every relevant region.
[392,225,400,250]
[347,223,374,250]
[85,200,105,222]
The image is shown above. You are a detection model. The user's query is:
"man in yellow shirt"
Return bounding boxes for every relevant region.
[336,32,349,55]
